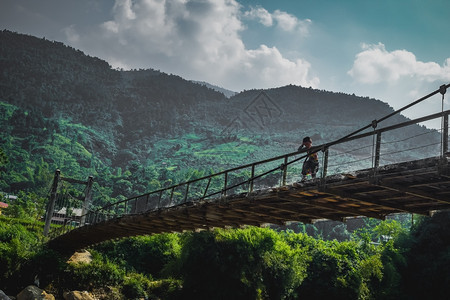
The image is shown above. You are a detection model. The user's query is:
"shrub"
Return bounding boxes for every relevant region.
[93,233,181,278]
[296,240,366,300]
[401,211,450,300]
[122,273,152,300]
[178,227,311,299]
[148,278,183,300]
[63,257,125,290]
[0,222,39,281]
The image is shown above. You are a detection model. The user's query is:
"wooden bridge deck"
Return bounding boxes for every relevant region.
[49,155,450,253]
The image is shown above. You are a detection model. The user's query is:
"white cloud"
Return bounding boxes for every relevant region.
[346,43,450,127]
[348,43,450,84]
[244,6,272,27]
[63,0,318,91]
[62,25,80,43]
[114,0,137,20]
[231,44,319,90]
[244,6,311,34]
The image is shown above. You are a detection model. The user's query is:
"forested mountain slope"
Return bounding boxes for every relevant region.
[0,30,439,207]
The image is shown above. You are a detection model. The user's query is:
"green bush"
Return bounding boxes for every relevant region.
[2,210,449,300]
[148,278,183,300]
[3,191,46,221]
[122,273,152,300]
[372,241,407,300]
[93,233,181,278]
[178,227,311,300]
[296,240,379,300]
[1,246,65,295]
[0,222,40,281]
[401,211,450,300]
[64,257,125,290]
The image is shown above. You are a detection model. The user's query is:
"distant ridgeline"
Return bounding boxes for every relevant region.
[0,30,438,206]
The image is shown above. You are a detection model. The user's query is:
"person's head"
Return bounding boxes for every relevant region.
[302,136,312,147]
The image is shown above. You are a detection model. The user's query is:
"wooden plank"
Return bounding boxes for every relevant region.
[375,182,450,204]
[277,193,384,219]
[250,203,331,221]
[322,187,425,215]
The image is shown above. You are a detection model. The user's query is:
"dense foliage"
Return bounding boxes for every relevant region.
[0,206,449,299]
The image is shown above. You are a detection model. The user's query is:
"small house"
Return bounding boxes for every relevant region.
[51,207,83,225]
[0,202,8,215]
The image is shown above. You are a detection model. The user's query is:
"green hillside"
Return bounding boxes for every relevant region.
[0,30,440,208]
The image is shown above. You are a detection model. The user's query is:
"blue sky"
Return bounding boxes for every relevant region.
[1,0,449,125]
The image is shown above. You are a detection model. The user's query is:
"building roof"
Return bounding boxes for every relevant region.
[0,202,9,208]
[56,207,83,217]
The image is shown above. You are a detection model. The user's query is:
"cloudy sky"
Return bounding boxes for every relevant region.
[1,0,449,125]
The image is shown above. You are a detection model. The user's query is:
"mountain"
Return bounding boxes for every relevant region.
[0,30,440,207]
[191,81,237,98]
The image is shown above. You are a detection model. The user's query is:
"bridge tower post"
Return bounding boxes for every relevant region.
[80,176,94,226]
[43,169,60,236]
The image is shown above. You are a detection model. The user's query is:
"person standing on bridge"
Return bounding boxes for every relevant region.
[298,136,319,181]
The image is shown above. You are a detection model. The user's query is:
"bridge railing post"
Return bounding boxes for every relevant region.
[374,132,382,169]
[443,112,448,155]
[223,172,228,196]
[203,178,212,199]
[249,165,255,193]
[282,156,288,186]
[184,183,190,203]
[145,194,150,211]
[170,187,175,206]
[158,191,163,209]
[115,203,120,217]
[321,147,329,179]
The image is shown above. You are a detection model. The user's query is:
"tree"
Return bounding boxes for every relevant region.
[93,234,181,278]
[401,211,450,299]
[4,191,46,221]
[178,227,310,300]
[373,220,405,243]
[0,148,8,170]
[296,240,378,300]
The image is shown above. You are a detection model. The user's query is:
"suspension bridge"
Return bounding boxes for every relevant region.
[47,84,450,253]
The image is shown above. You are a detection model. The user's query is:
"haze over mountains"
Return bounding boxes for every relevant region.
[0,30,439,206]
